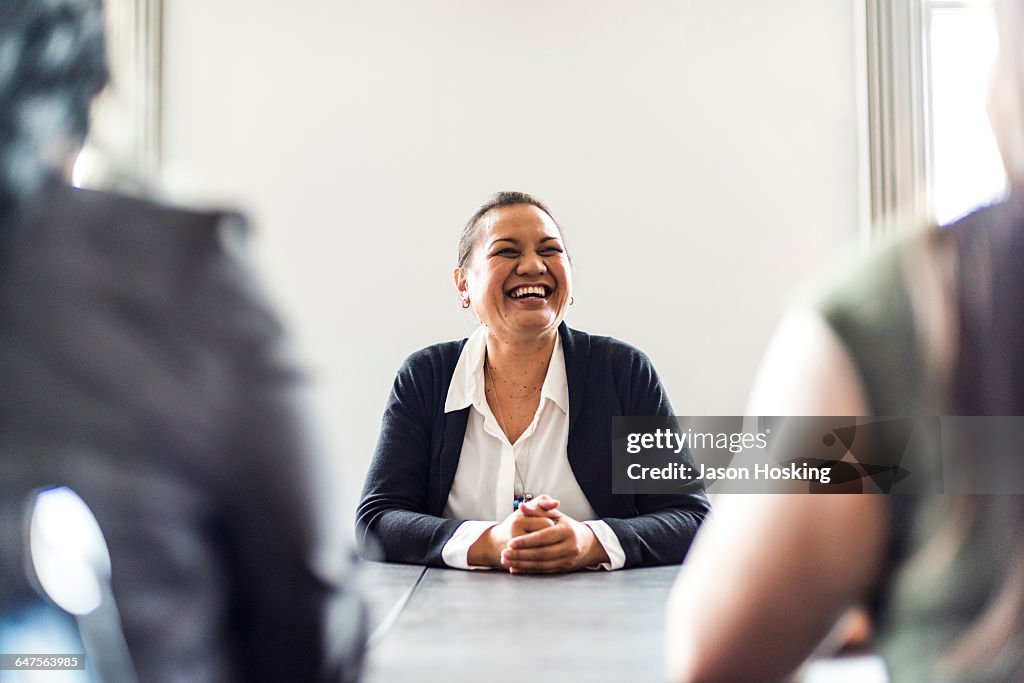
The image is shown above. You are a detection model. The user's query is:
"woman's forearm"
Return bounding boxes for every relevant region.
[466,525,502,567]
[355,506,464,566]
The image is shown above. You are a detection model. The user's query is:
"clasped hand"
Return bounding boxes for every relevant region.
[479,495,610,573]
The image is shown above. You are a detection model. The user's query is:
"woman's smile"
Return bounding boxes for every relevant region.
[506,284,552,299]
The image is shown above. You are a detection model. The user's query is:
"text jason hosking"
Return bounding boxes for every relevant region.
[626,459,832,484]
[610,417,877,494]
[625,428,831,483]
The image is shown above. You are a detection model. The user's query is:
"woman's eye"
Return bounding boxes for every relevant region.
[493,248,518,257]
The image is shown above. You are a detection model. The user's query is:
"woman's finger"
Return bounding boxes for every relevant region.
[519,497,561,516]
[501,541,575,563]
[509,515,555,536]
[506,524,570,549]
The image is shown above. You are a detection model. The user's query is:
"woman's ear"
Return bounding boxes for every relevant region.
[453,266,469,300]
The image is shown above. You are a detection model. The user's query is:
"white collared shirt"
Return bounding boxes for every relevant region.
[440,325,626,570]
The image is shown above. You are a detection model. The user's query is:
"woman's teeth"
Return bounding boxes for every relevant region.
[509,285,547,299]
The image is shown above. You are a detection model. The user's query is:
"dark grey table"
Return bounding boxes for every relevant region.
[354,562,427,645]
[360,563,678,683]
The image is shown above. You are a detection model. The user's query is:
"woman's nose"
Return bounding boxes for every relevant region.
[516,251,546,274]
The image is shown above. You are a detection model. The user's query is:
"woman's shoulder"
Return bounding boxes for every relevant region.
[12,185,253,310]
[564,325,652,363]
[562,326,657,382]
[387,337,470,410]
[30,184,241,252]
[396,337,469,378]
[7,185,267,340]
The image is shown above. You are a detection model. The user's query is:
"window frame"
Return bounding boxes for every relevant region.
[865,0,1000,235]
[76,0,163,190]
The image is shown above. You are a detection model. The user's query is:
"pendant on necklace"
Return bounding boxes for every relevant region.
[513,493,534,511]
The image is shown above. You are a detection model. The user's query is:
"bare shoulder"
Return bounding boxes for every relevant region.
[747,308,872,417]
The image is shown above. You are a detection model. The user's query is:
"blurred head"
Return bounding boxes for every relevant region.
[454,192,573,343]
[0,0,108,227]
[989,0,1024,187]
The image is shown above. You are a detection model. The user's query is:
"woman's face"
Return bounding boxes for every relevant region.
[454,203,572,344]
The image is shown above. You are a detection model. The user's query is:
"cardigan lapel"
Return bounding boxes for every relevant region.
[560,324,612,510]
[435,407,469,515]
[559,323,590,428]
[432,338,470,516]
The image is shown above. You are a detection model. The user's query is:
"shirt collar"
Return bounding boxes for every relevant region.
[444,326,568,415]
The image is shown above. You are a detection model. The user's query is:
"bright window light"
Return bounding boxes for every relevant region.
[928,2,1007,225]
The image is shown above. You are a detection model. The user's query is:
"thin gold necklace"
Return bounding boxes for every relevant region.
[485,356,535,510]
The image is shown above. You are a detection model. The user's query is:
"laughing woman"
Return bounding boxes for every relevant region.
[356,192,709,572]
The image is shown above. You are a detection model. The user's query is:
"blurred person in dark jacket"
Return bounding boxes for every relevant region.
[0,1,365,681]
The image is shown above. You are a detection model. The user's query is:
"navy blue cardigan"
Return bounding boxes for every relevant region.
[356,324,710,568]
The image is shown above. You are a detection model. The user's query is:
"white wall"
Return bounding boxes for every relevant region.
[161,1,865,527]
